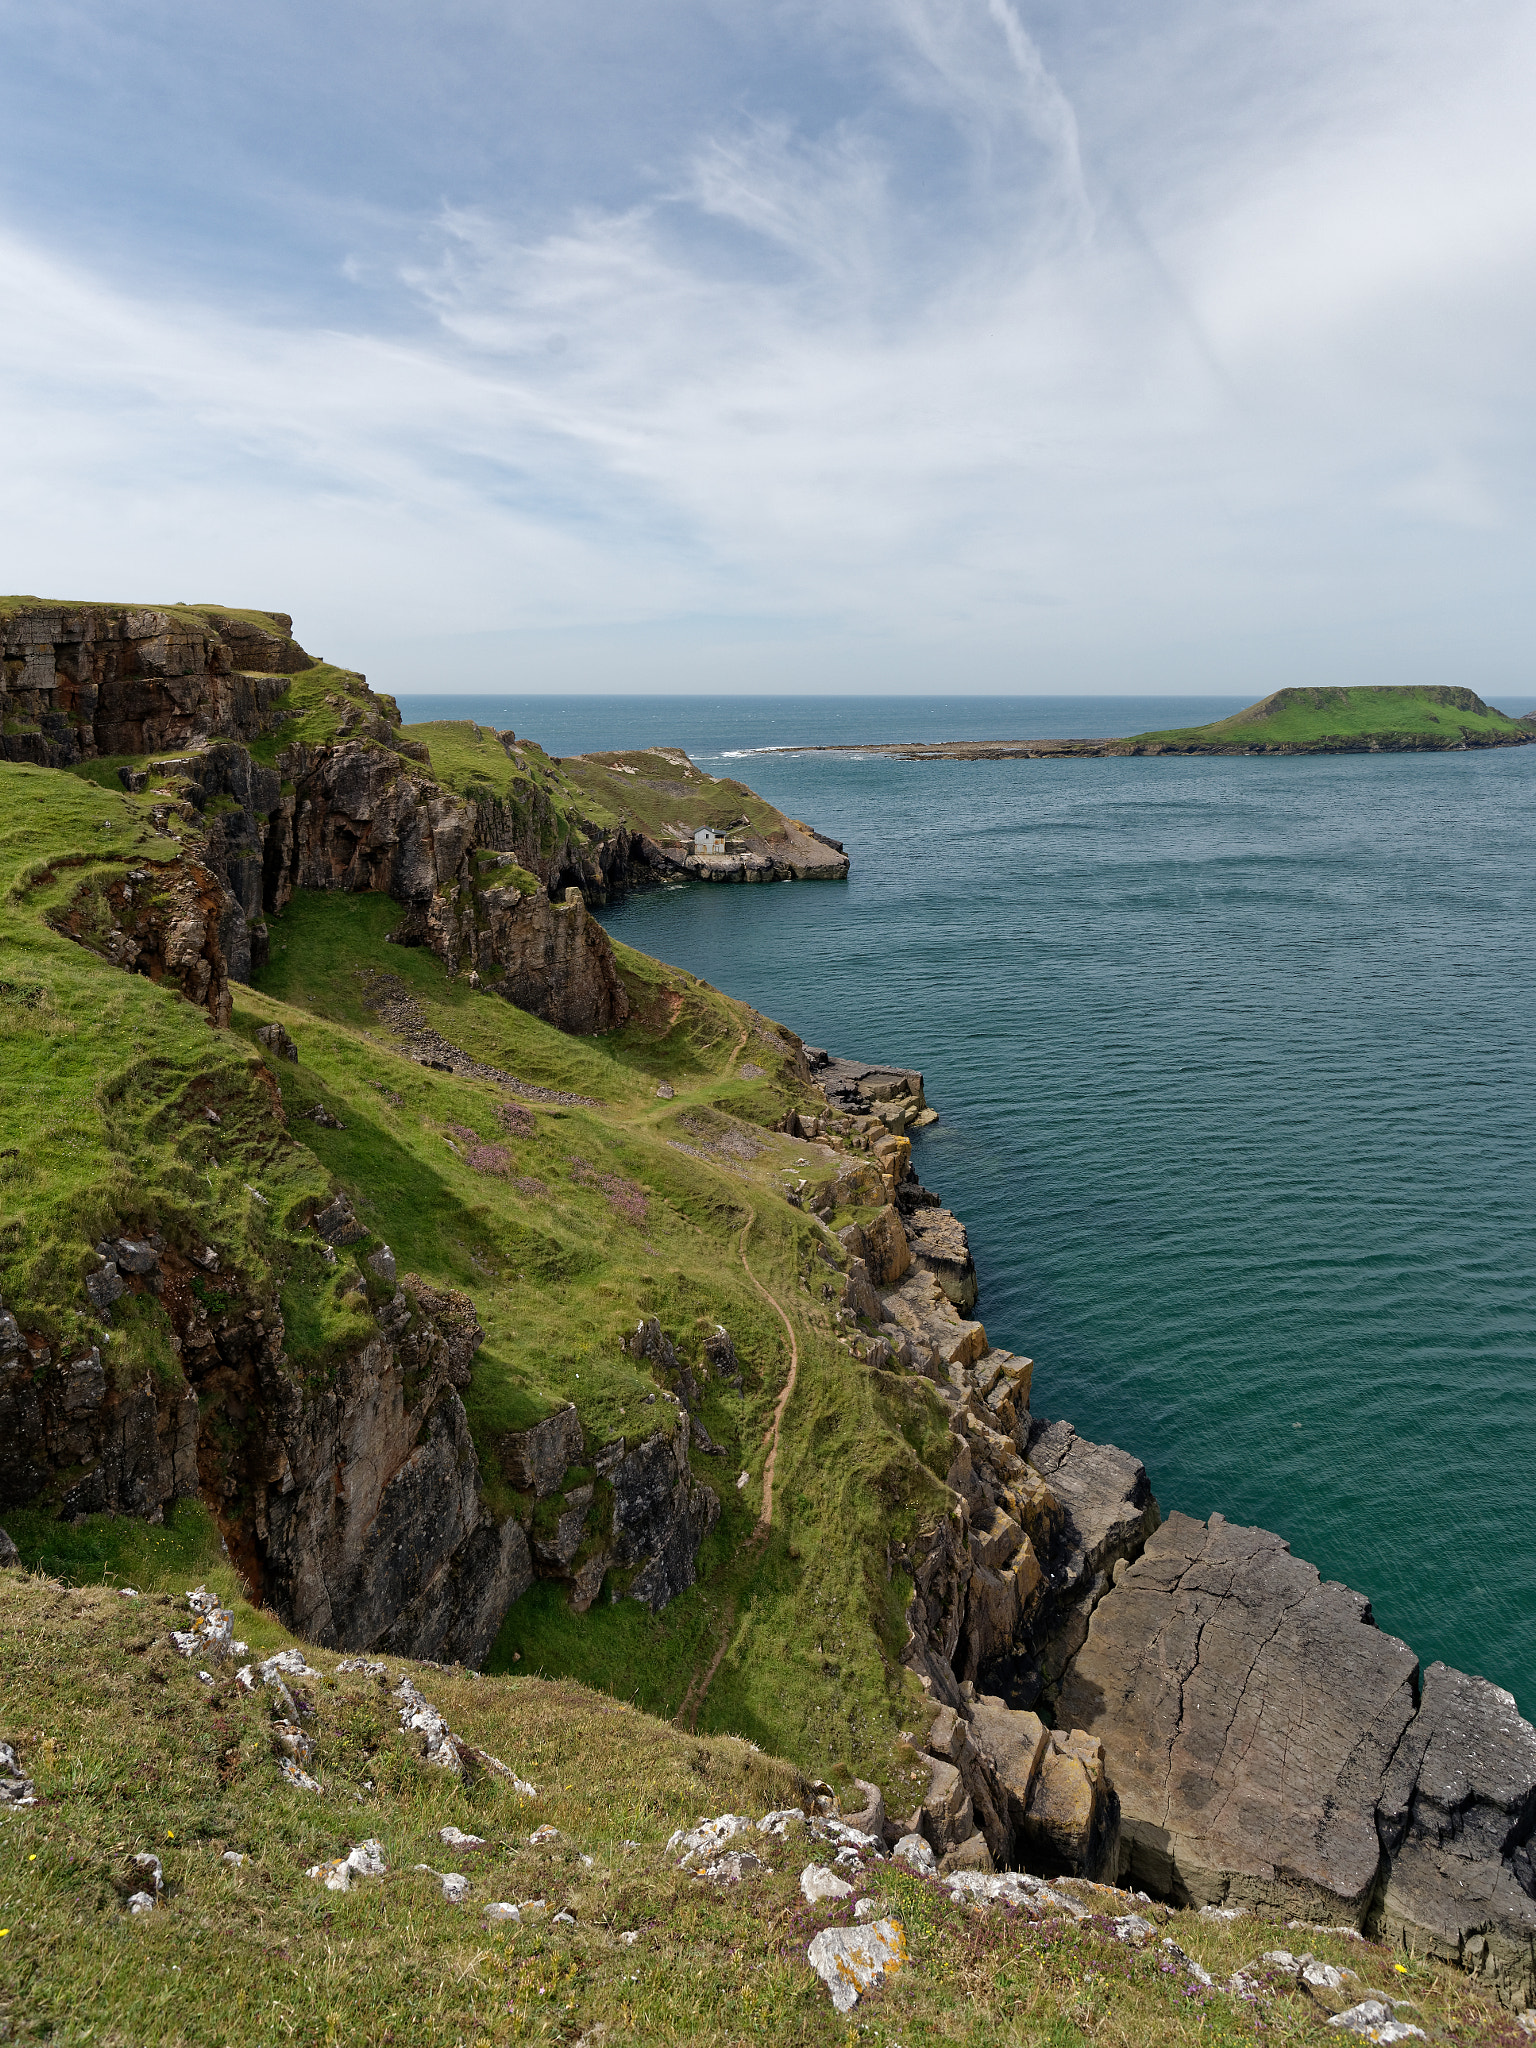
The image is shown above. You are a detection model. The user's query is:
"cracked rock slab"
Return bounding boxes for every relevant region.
[1057,1511,1419,1920]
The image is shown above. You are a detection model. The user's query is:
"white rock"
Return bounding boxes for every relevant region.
[1162,1938,1214,1988]
[441,1873,470,1903]
[1260,1950,1303,1974]
[806,1918,908,2013]
[118,1587,139,1598]
[127,1890,157,1914]
[756,1808,805,1837]
[1328,2002,1423,2039]
[279,1758,321,1793]
[131,1853,163,1893]
[337,1658,388,1676]
[801,1863,854,1904]
[262,1648,320,1681]
[891,1832,937,1876]
[529,1824,559,1845]
[552,1909,576,1925]
[171,1630,200,1657]
[222,1851,247,1867]
[618,1929,641,1945]
[1110,1913,1156,1946]
[1304,1961,1358,1993]
[440,1826,485,1848]
[484,1903,521,1925]
[704,1851,762,1883]
[854,1897,879,1922]
[346,1840,387,1878]
[667,1813,753,1868]
[1200,1904,1247,1922]
[944,1868,1084,1919]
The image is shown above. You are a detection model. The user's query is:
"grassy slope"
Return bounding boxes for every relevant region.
[0,753,949,1800]
[0,1566,1514,2048]
[1126,685,1527,752]
[410,718,795,849]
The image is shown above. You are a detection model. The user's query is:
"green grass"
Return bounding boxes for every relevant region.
[0,1567,1515,2047]
[245,663,378,764]
[1125,684,1528,753]
[405,718,804,858]
[0,757,948,1786]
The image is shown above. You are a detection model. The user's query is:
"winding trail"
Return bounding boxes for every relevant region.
[672,1204,800,1730]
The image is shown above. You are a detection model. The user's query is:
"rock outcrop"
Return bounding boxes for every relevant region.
[0,1236,528,1667]
[0,603,312,768]
[1056,1513,1536,2010]
[493,1319,722,1615]
[47,849,236,1024]
[475,883,630,1035]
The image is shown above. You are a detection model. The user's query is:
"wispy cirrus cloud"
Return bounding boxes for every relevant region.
[1,0,1533,692]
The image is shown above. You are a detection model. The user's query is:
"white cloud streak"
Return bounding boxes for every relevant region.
[1,0,1534,693]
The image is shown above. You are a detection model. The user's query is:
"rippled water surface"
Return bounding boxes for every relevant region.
[403,694,1536,1707]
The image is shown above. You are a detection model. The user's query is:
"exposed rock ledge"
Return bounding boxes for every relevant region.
[805,1042,1536,2011]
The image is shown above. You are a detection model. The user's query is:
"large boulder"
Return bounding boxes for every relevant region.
[905,1208,977,1311]
[1057,1512,1420,1920]
[862,1204,912,1287]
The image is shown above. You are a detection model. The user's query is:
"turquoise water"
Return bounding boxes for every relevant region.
[403,695,1536,1710]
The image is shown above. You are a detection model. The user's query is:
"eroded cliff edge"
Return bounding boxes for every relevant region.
[793,1054,1536,2010]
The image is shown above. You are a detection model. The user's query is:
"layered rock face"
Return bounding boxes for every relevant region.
[0,1234,528,1667]
[8,604,632,1036]
[1,604,311,766]
[1057,1513,1536,2009]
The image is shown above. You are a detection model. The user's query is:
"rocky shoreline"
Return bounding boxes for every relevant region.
[793,1048,1536,2013]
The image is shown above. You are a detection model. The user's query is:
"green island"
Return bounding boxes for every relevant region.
[767,683,1535,760]
[2,599,1534,2045]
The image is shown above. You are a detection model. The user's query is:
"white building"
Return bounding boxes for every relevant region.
[694,826,726,854]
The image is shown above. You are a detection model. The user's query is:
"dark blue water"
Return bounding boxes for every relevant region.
[403,695,1536,1710]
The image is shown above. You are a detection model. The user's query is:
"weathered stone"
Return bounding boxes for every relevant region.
[499,1405,584,1499]
[919,1755,976,1852]
[892,1833,938,1876]
[905,1208,977,1310]
[1021,1730,1116,1880]
[940,1831,995,1875]
[312,1193,365,1245]
[1374,1662,1536,2012]
[862,1204,912,1287]
[1025,1419,1160,1587]
[479,885,629,1036]
[85,1262,125,1312]
[968,1696,1049,1852]
[112,1239,159,1275]
[1058,1512,1420,1920]
[801,1863,854,1903]
[806,1918,908,2013]
[841,1259,882,1324]
[256,1021,299,1063]
[843,1779,886,1840]
[0,1525,17,1569]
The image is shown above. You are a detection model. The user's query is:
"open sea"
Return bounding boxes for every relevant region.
[399,693,1536,1712]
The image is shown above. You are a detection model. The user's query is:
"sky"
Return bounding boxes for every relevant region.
[2,0,1534,697]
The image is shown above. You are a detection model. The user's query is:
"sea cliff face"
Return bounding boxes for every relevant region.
[797,1054,1536,2009]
